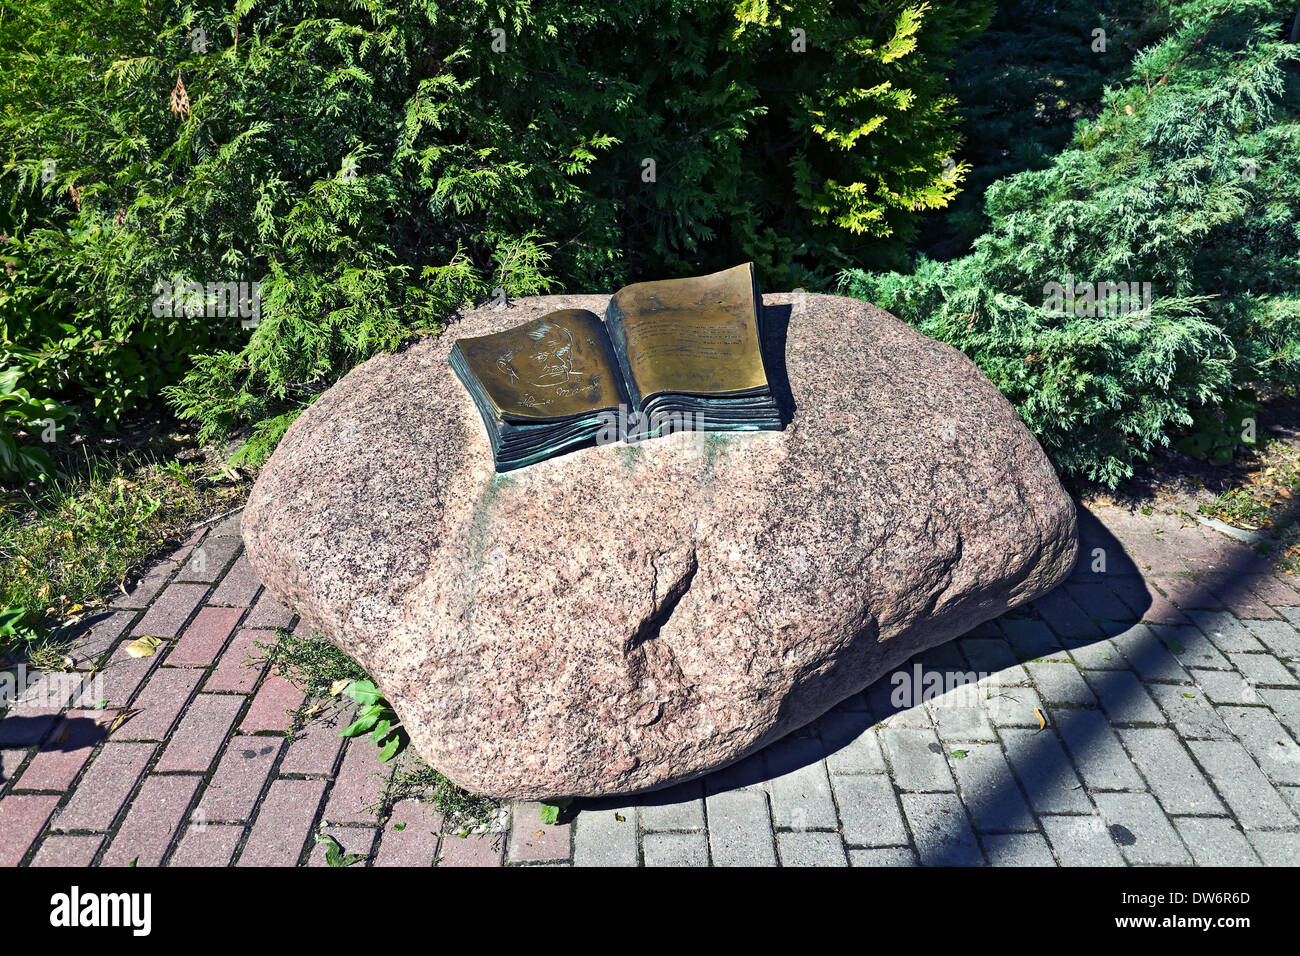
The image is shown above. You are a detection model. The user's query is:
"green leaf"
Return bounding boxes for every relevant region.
[340,711,380,738]
[315,830,362,867]
[378,732,402,762]
[343,679,383,707]
[539,798,573,825]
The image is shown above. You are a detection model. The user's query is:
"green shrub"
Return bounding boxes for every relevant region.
[0,366,73,484]
[1,0,988,471]
[842,1,1300,487]
[918,0,1163,258]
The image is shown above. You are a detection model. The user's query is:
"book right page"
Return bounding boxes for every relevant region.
[606,262,769,405]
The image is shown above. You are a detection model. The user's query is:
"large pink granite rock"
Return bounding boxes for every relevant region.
[242,292,1076,800]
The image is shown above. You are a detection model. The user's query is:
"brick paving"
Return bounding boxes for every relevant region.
[2,503,1299,866]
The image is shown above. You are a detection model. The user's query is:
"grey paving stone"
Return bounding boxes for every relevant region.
[817,712,885,774]
[1001,728,1092,814]
[1281,786,1300,818]
[705,790,777,867]
[965,620,1003,639]
[204,509,245,538]
[1262,688,1300,737]
[637,781,705,831]
[949,742,1036,833]
[1118,727,1223,814]
[68,611,134,669]
[777,831,848,867]
[1172,817,1261,866]
[1245,619,1300,659]
[1001,618,1062,660]
[982,831,1056,866]
[111,560,178,610]
[245,590,294,629]
[880,727,953,791]
[915,642,970,672]
[983,686,1047,727]
[572,808,638,867]
[929,695,997,742]
[1111,623,1192,682]
[1053,708,1145,791]
[1187,610,1264,653]
[1035,588,1104,638]
[702,752,767,795]
[642,831,708,867]
[867,680,933,729]
[1066,638,1127,671]
[1192,668,1260,705]
[1245,830,1300,866]
[1146,684,1232,740]
[1083,669,1166,725]
[1230,653,1299,687]
[1188,740,1296,829]
[207,553,261,607]
[764,738,837,830]
[1026,661,1097,707]
[130,582,209,639]
[1217,706,1300,786]
[1093,792,1191,864]
[1065,581,1135,622]
[1041,815,1125,866]
[960,637,1026,681]
[900,792,984,866]
[176,535,241,583]
[832,774,908,847]
[849,847,919,867]
[1150,623,1232,671]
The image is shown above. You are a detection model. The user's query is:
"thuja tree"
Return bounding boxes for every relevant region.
[917,0,1165,259]
[0,0,988,475]
[842,0,1300,487]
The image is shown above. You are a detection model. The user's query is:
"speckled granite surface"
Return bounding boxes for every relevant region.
[242,292,1077,799]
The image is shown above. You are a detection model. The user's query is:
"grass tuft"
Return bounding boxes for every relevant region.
[255,627,500,832]
[0,450,245,664]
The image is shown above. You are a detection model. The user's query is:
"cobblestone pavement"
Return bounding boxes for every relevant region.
[3,502,1300,867]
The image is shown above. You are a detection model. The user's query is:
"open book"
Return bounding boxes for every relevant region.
[450,262,783,471]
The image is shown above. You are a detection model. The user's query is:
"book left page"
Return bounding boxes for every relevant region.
[453,309,626,421]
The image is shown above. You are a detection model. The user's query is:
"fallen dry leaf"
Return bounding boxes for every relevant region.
[102,709,139,734]
[124,636,164,659]
[329,679,353,696]
[1034,707,1046,730]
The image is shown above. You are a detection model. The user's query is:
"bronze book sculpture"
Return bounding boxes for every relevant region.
[449,262,784,471]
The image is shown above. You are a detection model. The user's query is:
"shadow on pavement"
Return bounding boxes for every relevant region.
[599,495,1298,866]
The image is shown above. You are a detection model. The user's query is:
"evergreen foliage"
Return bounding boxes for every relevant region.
[918,0,1161,258]
[0,0,987,473]
[842,0,1300,487]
